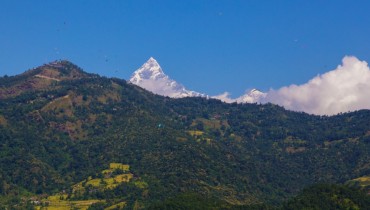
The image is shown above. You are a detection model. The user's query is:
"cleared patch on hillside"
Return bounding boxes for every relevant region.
[365,130,370,136]
[42,95,73,117]
[286,146,306,153]
[109,163,130,171]
[37,62,89,81]
[72,163,133,195]
[191,118,229,130]
[187,118,233,144]
[65,120,87,140]
[73,173,133,192]
[35,196,103,210]
[41,94,92,140]
[97,90,121,104]
[187,130,204,137]
[176,137,188,142]
[324,139,344,147]
[346,175,370,194]
[87,113,113,124]
[323,138,359,148]
[348,176,370,188]
[0,61,89,99]
[284,136,307,145]
[0,77,53,99]
[0,115,7,126]
[35,67,61,81]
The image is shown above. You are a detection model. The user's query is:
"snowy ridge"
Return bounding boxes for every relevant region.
[129,57,206,98]
[212,89,266,104]
[128,56,370,115]
[129,57,265,103]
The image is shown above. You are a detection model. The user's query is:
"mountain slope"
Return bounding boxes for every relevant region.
[0,60,90,99]
[129,57,205,98]
[0,61,369,208]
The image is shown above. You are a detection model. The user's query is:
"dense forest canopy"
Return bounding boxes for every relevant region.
[0,61,369,209]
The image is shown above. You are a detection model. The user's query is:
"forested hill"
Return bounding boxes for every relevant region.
[0,61,369,209]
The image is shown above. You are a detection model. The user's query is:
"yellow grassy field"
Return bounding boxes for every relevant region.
[187,130,204,136]
[114,174,133,182]
[41,163,132,209]
[86,178,102,187]
[73,163,133,193]
[35,199,103,210]
[110,163,130,171]
[83,173,133,189]
[353,176,370,186]
[102,163,130,175]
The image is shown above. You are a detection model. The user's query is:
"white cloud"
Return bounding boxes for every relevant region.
[135,79,183,98]
[212,92,236,103]
[263,56,370,115]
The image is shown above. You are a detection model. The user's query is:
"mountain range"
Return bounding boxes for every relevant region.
[0,60,369,209]
[129,57,266,103]
[129,56,370,116]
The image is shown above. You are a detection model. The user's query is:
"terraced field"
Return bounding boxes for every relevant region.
[34,163,133,209]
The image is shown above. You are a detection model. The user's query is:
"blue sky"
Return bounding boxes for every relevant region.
[1,0,370,96]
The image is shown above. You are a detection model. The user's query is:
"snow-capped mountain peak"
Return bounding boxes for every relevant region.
[236,89,266,103]
[129,57,205,98]
[129,57,265,103]
[129,57,166,84]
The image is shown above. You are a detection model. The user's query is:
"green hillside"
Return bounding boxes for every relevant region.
[281,184,370,210]
[0,61,369,209]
